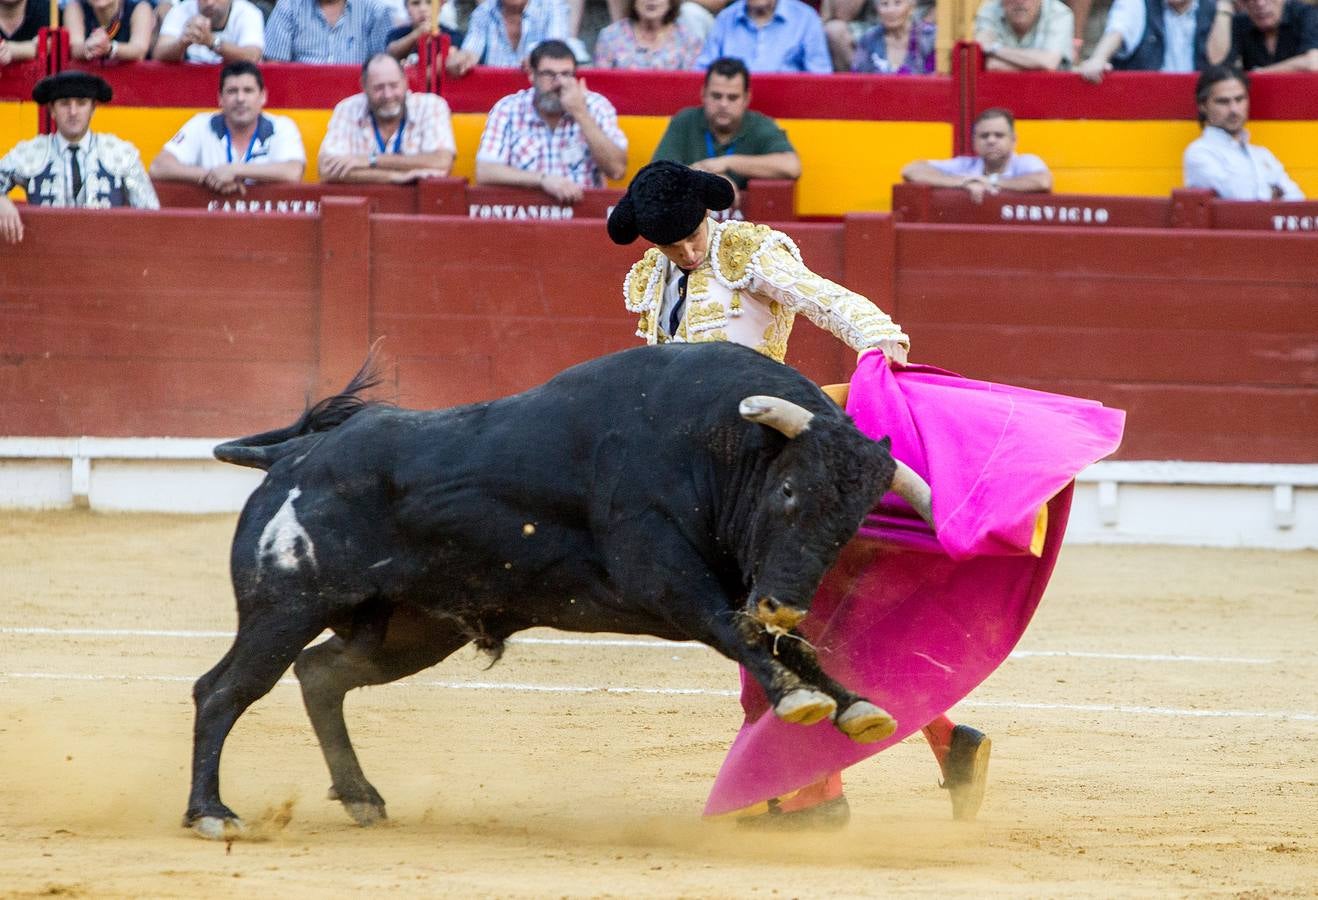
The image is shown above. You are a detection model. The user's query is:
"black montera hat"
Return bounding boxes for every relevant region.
[607,161,736,246]
[33,71,113,105]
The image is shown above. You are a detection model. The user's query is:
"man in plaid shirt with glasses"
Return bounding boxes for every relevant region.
[475,39,628,203]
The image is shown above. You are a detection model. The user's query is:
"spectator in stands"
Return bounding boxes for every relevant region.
[264,0,394,63]
[64,0,155,61]
[0,0,51,65]
[849,0,936,72]
[974,0,1075,69]
[822,0,878,71]
[650,57,799,192]
[594,0,703,69]
[386,0,478,74]
[1077,0,1216,81]
[0,72,158,245]
[901,107,1051,202]
[462,0,568,67]
[153,0,265,62]
[1205,0,1318,71]
[317,53,456,182]
[150,62,305,195]
[1183,65,1303,200]
[694,0,832,72]
[607,0,731,41]
[475,39,628,202]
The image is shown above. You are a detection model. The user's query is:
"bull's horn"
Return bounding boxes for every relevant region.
[891,460,934,528]
[739,395,814,438]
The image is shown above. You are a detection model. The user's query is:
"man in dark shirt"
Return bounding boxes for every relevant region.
[1206,0,1318,71]
[650,56,801,192]
[0,0,50,64]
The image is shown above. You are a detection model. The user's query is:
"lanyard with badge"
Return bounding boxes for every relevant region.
[223,124,259,164]
[371,111,407,155]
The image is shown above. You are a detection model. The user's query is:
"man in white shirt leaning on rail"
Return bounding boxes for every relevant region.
[1183,64,1303,200]
[900,107,1052,204]
[150,62,306,196]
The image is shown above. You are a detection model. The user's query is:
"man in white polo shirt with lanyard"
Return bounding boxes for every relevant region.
[150,61,306,196]
[318,53,456,183]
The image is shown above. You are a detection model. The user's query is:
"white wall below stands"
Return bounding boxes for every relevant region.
[1,438,1315,550]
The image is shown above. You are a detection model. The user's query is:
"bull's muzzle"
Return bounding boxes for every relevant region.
[751,595,808,632]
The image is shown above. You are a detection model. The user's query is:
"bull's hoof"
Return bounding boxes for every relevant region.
[942,725,992,822]
[343,801,388,827]
[835,701,897,743]
[189,815,247,841]
[774,689,836,726]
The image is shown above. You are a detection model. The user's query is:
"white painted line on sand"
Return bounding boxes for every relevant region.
[0,628,1279,666]
[2,671,1314,722]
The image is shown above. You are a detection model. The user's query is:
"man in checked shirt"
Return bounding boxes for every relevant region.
[475,39,628,204]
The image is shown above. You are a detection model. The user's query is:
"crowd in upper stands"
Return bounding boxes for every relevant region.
[1,0,1313,241]
[2,0,1315,73]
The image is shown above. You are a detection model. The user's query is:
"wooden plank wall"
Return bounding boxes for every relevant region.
[0,208,320,436]
[894,225,1318,462]
[2,204,1314,463]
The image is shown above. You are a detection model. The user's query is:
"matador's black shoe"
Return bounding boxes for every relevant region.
[941,724,991,821]
[735,795,851,832]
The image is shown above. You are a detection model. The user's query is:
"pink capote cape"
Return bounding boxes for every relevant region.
[704,354,1126,817]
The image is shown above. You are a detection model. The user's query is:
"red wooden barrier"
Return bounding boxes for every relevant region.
[3,205,1314,462]
[893,223,1317,462]
[1207,198,1318,233]
[52,60,430,107]
[449,180,798,221]
[891,183,1214,228]
[150,178,799,220]
[459,185,623,220]
[152,180,429,214]
[0,207,320,436]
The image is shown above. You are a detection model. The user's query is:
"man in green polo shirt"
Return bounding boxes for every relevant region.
[650,56,801,192]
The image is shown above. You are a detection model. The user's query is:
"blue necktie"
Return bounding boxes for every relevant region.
[69,145,83,200]
[668,271,690,336]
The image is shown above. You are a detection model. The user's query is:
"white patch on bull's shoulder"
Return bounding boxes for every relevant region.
[256,487,318,573]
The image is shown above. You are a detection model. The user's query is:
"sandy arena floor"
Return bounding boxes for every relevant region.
[1,510,1315,898]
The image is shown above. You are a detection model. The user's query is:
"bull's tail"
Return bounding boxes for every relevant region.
[214,352,386,471]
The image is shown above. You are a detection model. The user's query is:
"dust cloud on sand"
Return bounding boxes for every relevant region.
[1,511,1315,897]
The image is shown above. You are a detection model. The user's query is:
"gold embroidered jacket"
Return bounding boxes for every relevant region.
[622,218,908,363]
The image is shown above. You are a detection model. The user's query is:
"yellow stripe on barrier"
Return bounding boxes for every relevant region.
[10,105,1315,212]
[1017,119,1318,199]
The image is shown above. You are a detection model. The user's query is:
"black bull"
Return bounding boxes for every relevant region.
[185,342,933,838]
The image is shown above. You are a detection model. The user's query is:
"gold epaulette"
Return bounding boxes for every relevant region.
[712,221,775,286]
[623,248,664,314]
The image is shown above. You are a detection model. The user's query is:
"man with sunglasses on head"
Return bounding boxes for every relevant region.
[475,39,628,203]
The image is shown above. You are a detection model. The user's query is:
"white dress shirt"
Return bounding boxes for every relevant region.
[1183,126,1304,201]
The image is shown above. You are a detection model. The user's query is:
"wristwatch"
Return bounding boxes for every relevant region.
[368,150,378,168]
[987,173,1000,187]
[987,41,1003,57]
[211,35,224,51]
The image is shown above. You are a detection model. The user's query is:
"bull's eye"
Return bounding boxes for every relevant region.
[781,481,797,514]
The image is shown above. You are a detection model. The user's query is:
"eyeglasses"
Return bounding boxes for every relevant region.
[534,70,575,82]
